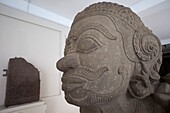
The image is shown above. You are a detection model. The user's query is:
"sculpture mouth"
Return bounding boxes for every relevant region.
[63,66,108,80]
[61,66,108,92]
[62,76,86,92]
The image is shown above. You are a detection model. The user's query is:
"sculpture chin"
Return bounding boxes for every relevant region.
[64,88,91,106]
[61,74,92,106]
[64,80,127,106]
[62,66,129,106]
[65,88,124,107]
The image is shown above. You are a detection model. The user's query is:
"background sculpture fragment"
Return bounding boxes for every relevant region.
[5,57,40,107]
[57,2,170,113]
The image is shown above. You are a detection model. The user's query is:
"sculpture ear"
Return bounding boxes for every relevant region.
[128,74,152,99]
[133,27,161,62]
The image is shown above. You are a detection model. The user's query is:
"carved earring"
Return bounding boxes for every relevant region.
[128,74,152,99]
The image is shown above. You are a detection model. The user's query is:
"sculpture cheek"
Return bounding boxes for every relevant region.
[84,66,129,95]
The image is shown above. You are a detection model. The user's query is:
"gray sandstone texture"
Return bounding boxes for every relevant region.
[5,57,40,107]
[57,2,170,113]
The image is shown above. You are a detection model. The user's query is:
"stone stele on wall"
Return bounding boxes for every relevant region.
[5,57,40,107]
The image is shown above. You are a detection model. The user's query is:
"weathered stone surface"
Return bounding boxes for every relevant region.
[5,57,40,107]
[57,2,170,113]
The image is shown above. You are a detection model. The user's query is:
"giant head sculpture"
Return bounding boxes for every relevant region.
[57,2,168,113]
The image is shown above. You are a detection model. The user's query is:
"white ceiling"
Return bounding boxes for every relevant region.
[30,0,144,20]
[29,0,170,41]
[1,0,170,42]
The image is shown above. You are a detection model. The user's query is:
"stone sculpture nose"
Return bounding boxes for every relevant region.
[56,53,80,72]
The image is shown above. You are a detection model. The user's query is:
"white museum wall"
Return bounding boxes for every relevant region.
[0,4,79,113]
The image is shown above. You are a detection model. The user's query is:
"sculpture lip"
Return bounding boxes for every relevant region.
[61,76,86,92]
[62,83,84,92]
[62,76,86,84]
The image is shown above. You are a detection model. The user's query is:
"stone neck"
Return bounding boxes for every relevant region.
[80,91,134,113]
[80,101,124,113]
[79,92,163,113]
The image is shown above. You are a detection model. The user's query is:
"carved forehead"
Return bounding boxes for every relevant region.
[71,15,114,29]
[69,15,119,40]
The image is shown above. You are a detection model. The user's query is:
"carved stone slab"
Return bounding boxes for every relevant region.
[5,57,40,107]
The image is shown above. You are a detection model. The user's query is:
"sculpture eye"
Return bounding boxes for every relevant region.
[77,37,100,53]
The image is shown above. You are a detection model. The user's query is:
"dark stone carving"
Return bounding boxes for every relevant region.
[57,2,170,113]
[5,57,40,107]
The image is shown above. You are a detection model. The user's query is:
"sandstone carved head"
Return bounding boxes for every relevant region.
[57,2,162,107]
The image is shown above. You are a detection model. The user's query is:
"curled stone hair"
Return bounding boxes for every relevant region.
[72,2,162,99]
[72,2,144,30]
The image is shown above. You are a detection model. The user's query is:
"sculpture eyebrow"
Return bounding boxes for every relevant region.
[69,23,117,40]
